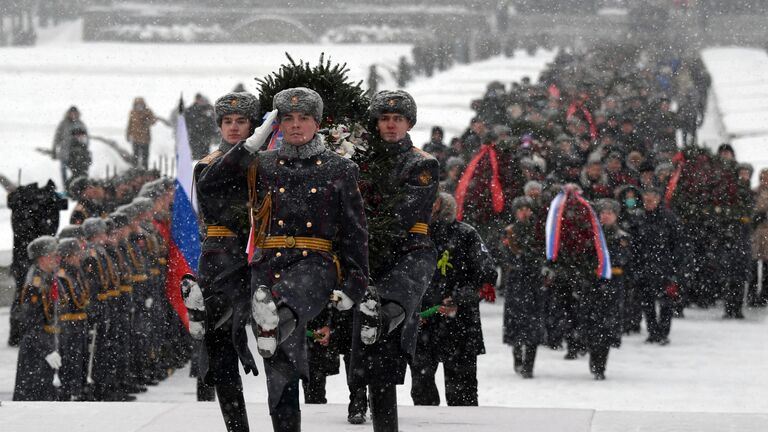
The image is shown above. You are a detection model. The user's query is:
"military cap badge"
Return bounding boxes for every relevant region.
[291,95,300,105]
[418,170,432,186]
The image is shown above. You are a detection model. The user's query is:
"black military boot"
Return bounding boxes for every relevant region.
[520,344,537,379]
[347,384,368,424]
[369,383,398,432]
[197,376,216,401]
[512,344,523,374]
[589,346,609,380]
[271,382,301,432]
[215,384,250,432]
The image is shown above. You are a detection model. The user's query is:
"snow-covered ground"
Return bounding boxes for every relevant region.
[700,47,768,183]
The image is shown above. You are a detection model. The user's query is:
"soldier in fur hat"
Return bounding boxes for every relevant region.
[348,89,438,431]
[13,236,61,401]
[197,87,368,432]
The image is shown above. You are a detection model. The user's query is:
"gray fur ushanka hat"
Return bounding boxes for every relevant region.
[214,92,260,127]
[27,236,58,260]
[82,217,108,238]
[273,87,324,123]
[368,90,417,126]
[57,238,82,257]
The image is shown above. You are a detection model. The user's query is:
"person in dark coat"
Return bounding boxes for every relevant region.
[184,91,261,431]
[581,199,628,380]
[52,106,87,186]
[198,87,369,432]
[7,180,65,347]
[615,184,644,333]
[635,188,681,345]
[55,238,90,400]
[81,217,132,401]
[186,93,220,160]
[411,193,496,406]
[349,90,438,432]
[422,126,449,177]
[13,236,60,401]
[501,196,545,378]
[65,126,91,181]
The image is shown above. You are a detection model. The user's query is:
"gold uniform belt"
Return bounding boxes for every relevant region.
[258,236,333,252]
[611,267,624,276]
[258,236,340,285]
[97,289,121,301]
[131,274,148,282]
[119,285,133,293]
[44,325,60,334]
[158,258,167,265]
[60,312,87,321]
[408,223,429,235]
[207,225,236,237]
[150,268,161,276]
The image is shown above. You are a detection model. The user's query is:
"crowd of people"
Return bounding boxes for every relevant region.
[418,43,766,382]
[10,172,193,402]
[8,42,768,432]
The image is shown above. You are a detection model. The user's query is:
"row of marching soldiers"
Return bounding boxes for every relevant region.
[12,178,192,401]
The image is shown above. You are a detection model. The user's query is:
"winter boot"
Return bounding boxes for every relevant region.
[513,345,523,374]
[272,381,301,432]
[520,344,537,379]
[215,384,250,432]
[197,376,216,401]
[347,384,368,424]
[369,383,398,432]
[271,414,300,432]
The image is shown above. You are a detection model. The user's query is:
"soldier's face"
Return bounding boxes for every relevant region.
[220,114,252,145]
[279,112,319,146]
[377,113,412,144]
[38,254,59,273]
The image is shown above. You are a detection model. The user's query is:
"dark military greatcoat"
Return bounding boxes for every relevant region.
[13,265,58,401]
[198,135,369,410]
[350,134,439,386]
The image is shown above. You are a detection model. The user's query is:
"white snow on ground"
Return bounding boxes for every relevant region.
[700,47,768,184]
[2,303,768,431]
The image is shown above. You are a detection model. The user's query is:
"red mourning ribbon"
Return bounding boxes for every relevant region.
[566,102,598,140]
[665,151,686,207]
[455,143,504,221]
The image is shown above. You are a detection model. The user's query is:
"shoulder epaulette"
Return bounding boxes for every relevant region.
[89,249,98,258]
[198,150,223,165]
[31,275,42,288]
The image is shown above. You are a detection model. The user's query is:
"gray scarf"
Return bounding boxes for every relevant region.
[278,134,326,160]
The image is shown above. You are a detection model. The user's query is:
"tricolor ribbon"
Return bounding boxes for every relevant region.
[545,188,612,279]
[455,143,504,221]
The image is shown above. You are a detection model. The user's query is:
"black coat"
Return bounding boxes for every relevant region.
[502,220,546,346]
[417,220,497,362]
[56,264,90,399]
[577,225,629,350]
[634,207,681,287]
[13,265,58,401]
[193,140,254,379]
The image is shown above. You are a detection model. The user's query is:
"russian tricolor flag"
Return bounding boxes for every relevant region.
[161,99,201,329]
